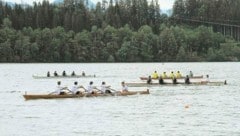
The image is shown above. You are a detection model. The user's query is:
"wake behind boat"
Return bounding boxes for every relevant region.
[23,90,150,100]
[32,74,96,79]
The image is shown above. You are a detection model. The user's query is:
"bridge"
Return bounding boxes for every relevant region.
[172,17,240,41]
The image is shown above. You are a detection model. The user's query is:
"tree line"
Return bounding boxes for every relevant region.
[0,0,240,62]
[172,0,240,25]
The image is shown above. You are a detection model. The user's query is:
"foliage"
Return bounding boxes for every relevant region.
[0,0,239,62]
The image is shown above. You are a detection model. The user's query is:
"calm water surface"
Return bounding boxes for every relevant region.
[0,62,239,136]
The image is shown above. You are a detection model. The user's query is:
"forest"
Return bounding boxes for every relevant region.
[0,0,240,62]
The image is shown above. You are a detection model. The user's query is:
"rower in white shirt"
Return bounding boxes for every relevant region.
[121,81,128,93]
[100,81,111,94]
[86,81,95,94]
[50,81,67,95]
[71,81,81,94]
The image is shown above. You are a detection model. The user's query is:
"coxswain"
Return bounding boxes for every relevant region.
[62,71,66,76]
[70,81,81,94]
[54,71,58,76]
[159,76,164,84]
[147,76,152,84]
[121,81,128,92]
[101,81,111,94]
[176,71,182,78]
[151,71,159,79]
[47,71,50,77]
[185,75,190,84]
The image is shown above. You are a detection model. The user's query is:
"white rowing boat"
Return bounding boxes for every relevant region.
[32,74,96,79]
[126,81,227,87]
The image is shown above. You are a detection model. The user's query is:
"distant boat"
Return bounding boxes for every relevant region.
[32,74,96,79]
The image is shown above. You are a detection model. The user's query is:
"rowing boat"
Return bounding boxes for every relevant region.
[139,75,203,80]
[126,81,227,87]
[23,90,150,100]
[32,74,96,79]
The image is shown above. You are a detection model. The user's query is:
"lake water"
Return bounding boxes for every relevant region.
[0,62,239,136]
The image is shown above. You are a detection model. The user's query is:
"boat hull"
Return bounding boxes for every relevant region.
[140,75,203,80]
[23,90,150,100]
[126,81,227,87]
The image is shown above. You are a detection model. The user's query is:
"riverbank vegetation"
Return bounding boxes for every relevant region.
[0,0,240,62]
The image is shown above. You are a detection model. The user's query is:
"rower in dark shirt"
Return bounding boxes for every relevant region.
[71,71,76,76]
[173,76,177,84]
[54,71,58,76]
[62,71,66,76]
[185,75,190,84]
[159,76,164,84]
[147,76,152,84]
[47,71,50,77]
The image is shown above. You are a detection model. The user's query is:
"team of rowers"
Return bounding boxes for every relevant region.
[150,71,194,79]
[50,81,129,95]
[47,71,86,77]
[147,71,195,84]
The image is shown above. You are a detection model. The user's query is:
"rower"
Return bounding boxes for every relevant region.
[176,71,182,78]
[206,75,210,82]
[172,76,177,84]
[71,71,76,76]
[151,71,159,79]
[189,71,193,77]
[159,76,164,84]
[170,71,175,79]
[86,81,95,94]
[162,72,167,78]
[54,71,58,76]
[70,81,81,94]
[62,71,66,76]
[121,81,128,92]
[224,80,227,85]
[185,75,190,84]
[51,81,67,95]
[101,81,111,94]
[147,76,152,84]
[82,71,86,76]
[47,71,50,77]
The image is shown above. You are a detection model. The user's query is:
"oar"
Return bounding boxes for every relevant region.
[94,88,103,94]
[109,88,121,94]
[80,86,87,92]
[107,88,115,92]
[66,88,74,94]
